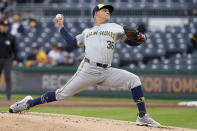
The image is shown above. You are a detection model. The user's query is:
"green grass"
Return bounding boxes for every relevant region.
[0,93,183,104]
[0,94,40,99]
[1,107,197,129]
[1,93,196,129]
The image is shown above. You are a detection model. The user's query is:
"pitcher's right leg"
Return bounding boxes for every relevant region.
[9,61,101,113]
[55,69,98,101]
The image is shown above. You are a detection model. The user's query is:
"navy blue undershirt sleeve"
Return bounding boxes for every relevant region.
[60,27,78,48]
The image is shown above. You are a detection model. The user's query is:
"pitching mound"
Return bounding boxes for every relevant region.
[0,112,195,131]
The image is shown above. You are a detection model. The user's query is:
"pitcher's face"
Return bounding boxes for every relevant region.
[95,8,110,23]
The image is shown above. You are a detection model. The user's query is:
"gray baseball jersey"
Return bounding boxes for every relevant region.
[55,23,141,100]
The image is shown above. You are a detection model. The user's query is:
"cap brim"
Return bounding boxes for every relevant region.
[100,5,114,14]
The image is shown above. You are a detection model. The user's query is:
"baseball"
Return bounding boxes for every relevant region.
[56,14,62,20]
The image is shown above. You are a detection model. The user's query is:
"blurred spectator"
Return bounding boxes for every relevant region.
[76,55,84,66]
[0,12,8,21]
[22,11,37,28]
[48,42,60,66]
[58,46,73,66]
[187,32,197,53]
[191,32,197,48]
[10,14,25,36]
[25,53,36,67]
[26,45,48,67]
[34,45,48,66]
[0,18,18,100]
[0,0,8,14]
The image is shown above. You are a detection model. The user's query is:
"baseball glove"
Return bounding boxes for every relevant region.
[123,26,146,45]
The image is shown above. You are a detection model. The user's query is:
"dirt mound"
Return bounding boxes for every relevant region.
[0,112,195,131]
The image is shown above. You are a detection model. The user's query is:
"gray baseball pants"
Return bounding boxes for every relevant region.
[56,58,141,100]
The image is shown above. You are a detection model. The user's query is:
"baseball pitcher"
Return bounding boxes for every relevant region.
[9,4,160,127]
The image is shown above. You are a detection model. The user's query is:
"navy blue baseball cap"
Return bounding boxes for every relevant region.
[92,4,114,17]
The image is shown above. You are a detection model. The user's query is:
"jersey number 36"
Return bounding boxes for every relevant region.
[107,40,115,50]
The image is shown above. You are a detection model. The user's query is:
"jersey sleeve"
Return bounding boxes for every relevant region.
[113,23,126,41]
[75,29,88,47]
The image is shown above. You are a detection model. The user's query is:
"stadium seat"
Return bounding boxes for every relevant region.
[13,15,197,69]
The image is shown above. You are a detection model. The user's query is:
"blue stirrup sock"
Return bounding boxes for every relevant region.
[28,91,57,107]
[131,86,146,113]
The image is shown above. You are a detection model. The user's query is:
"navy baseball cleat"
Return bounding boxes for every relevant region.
[9,96,33,113]
[136,112,160,127]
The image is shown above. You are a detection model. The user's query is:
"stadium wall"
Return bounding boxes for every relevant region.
[2,66,197,100]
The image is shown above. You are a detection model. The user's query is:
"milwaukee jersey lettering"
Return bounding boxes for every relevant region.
[76,23,124,64]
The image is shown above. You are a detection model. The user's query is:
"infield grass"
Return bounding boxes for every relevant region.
[0,107,197,130]
[0,93,183,103]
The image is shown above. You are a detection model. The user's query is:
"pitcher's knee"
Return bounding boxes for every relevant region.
[130,75,142,89]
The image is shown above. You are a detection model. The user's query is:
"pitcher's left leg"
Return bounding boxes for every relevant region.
[99,67,160,127]
[99,68,145,111]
